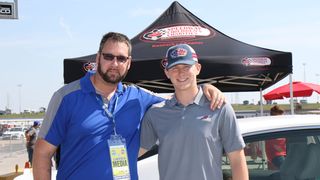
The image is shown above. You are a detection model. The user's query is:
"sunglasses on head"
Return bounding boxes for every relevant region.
[101,53,129,63]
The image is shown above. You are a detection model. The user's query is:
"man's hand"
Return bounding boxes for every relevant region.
[202,84,225,110]
[138,148,147,157]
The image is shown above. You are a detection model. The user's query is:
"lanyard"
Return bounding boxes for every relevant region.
[96,94,119,135]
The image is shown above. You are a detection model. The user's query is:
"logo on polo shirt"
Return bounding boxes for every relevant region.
[196,115,212,122]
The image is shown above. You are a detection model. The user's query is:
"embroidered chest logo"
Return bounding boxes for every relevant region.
[196,115,212,122]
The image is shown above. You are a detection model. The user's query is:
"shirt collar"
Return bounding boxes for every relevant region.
[80,72,95,94]
[167,86,206,107]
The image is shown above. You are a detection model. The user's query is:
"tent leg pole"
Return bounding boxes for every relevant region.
[289,74,294,115]
[260,88,263,116]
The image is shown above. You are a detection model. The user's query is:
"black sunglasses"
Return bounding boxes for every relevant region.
[101,53,129,63]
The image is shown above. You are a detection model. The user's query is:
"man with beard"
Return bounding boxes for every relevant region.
[33,32,225,180]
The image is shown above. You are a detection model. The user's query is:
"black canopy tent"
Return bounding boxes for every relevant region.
[64,1,292,93]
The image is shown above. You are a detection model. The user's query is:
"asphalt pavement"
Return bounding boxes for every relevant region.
[0,139,28,175]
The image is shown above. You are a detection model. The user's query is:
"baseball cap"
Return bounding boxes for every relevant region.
[163,44,198,69]
[33,120,41,126]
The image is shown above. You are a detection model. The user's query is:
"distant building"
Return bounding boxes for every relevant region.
[0,110,5,115]
[0,108,11,115]
[235,110,258,119]
[5,108,11,114]
[266,100,273,105]
[39,107,46,113]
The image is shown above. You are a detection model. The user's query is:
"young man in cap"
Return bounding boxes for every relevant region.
[140,44,248,180]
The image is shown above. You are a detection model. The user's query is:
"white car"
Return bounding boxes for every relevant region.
[137,114,320,180]
[14,114,320,180]
[2,127,25,140]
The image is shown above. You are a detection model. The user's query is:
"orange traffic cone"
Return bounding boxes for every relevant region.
[24,161,31,169]
[23,161,32,176]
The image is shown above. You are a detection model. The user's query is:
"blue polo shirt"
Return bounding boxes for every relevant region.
[39,72,164,180]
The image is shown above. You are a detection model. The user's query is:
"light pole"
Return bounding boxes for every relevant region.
[302,63,307,102]
[14,0,18,19]
[316,74,320,103]
[302,63,306,82]
[17,84,22,114]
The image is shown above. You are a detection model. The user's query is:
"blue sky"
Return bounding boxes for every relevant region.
[1,0,320,113]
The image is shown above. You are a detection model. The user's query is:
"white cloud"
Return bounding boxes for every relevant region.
[129,8,163,18]
[59,16,73,39]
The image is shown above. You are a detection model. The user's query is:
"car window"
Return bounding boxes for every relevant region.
[222,129,320,180]
[10,127,22,131]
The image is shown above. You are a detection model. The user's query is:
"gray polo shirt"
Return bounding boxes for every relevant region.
[140,87,245,180]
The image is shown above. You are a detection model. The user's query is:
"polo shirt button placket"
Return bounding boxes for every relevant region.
[181,107,186,120]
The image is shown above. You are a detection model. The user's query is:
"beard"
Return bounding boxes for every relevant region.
[97,59,128,84]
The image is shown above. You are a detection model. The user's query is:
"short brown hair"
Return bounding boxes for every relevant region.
[98,32,132,56]
[270,105,284,116]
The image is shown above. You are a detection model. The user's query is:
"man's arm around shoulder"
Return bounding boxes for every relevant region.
[33,138,57,180]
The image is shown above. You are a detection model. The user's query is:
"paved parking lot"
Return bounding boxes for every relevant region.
[0,139,28,175]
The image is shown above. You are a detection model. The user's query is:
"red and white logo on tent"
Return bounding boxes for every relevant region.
[241,57,271,66]
[83,62,96,72]
[161,58,168,69]
[141,25,214,42]
[142,29,167,41]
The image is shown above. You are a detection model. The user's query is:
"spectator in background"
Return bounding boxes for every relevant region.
[266,105,286,169]
[25,120,41,165]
